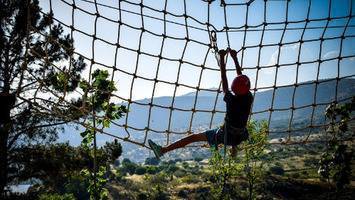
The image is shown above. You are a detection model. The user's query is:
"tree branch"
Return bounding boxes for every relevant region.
[8,121,68,150]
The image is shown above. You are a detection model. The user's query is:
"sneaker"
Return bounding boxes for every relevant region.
[148,139,163,159]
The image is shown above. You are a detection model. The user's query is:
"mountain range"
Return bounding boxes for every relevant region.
[59,78,355,162]
[117,78,354,136]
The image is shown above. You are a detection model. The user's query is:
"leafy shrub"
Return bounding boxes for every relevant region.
[167,160,176,165]
[180,174,199,183]
[194,157,203,162]
[150,184,169,200]
[292,173,300,179]
[122,158,132,165]
[174,169,186,178]
[63,174,90,200]
[208,120,268,200]
[304,158,318,167]
[145,166,160,174]
[38,193,75,200]
[135,166,147,175]
[182,162,189,169]
[120,159,138,175]
[145,157,160,166]
[165,164,179,174]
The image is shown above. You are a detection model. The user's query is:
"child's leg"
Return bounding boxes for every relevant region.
[161,133,208,154]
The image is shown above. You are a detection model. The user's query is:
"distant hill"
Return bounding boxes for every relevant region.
[120,78,355,135]
[59,78,355,162]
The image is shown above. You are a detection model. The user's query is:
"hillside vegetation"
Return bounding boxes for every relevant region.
[11,100,355,199]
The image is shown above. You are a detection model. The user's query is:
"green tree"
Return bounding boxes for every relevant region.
[145,157,160,166]
[135,166,147,175]
[120,158,138,175]
[0,0,87,195]
[318,97,354,194]
[243,120,268,199]
[10,141,122,199]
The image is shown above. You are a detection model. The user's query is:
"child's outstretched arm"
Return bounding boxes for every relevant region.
[229,48,242,75]
[218,49,229,94]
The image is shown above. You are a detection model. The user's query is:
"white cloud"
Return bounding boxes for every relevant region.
[289,43,300,50]
[268,50,279,67]
[267,43,300,66]
[266,43,300,74]
[323,51,355,61]
[323,50,339,59]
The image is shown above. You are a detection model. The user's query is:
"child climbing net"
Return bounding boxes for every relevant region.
[149,48,253,159]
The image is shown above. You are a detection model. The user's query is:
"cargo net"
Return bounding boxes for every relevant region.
[24,0,354,148]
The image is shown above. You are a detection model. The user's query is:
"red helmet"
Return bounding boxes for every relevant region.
[231,75,250,95]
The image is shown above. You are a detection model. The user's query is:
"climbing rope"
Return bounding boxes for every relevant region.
[23,0,355,149]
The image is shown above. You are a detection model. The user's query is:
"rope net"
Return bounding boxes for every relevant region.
[24,0,354,148]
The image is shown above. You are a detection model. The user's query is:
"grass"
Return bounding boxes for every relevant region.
[108,170,355,200]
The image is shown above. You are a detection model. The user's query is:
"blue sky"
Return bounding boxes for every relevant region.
[38,0,355,101]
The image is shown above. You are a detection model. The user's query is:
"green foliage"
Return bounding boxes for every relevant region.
[208,120,268,200]
[0,0,89,195]
[318,97,354,192]
[181,162,189,169]
[11,141,121,199]
[11,143,84,189]
[120,159,138,175]
[81,166,109,200]
[122,158,132,164]
[143,173,170,200]
[291,172,300,179]
[102,139,123,163]
[194,157,203,162]
[243,120,268,199]
[77,68,127,199]
[78,70,127,117]
[209,149,243,199]
[165,164,179,174]
[304,157,318,167]
[63,174,90,200]
[145,165,160,175]
[79,69,127,148]
[150,184,169,200]
[38,193,75,200]
[173,169,186,178]
[135,166,147,175]
[145,157,160,165]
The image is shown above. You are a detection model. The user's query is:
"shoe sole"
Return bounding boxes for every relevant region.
[148,140,161,159]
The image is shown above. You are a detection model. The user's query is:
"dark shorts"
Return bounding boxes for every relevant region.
[203,127,249,147]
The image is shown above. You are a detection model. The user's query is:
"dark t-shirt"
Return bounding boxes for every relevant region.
[223,90,253,128]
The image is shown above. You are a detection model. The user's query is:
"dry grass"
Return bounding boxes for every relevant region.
[124,174,145,183]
